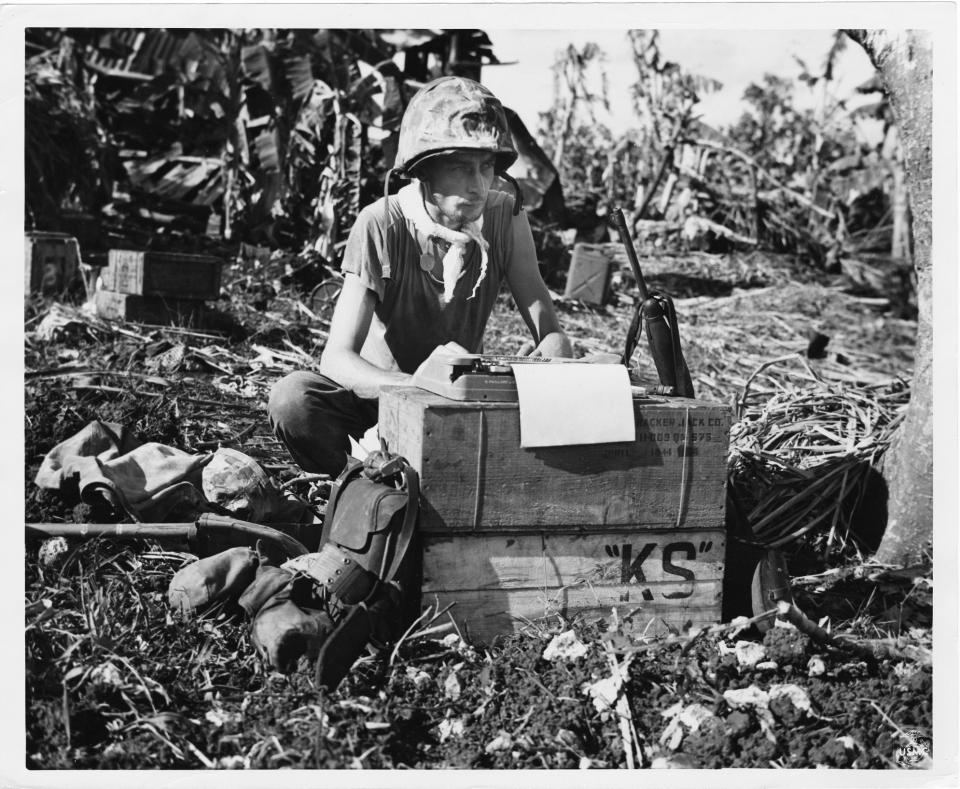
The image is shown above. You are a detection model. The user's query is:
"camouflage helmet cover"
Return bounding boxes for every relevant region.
[394,76,518,174]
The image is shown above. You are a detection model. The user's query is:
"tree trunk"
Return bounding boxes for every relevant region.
[886,126,913,263]
[845,30,933,565]
[890,157,912,262]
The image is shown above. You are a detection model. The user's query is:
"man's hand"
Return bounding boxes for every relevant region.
[525,331,573,359]
[412,342,473,380]
[436,341,472,356]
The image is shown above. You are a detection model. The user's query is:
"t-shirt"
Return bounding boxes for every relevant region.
[341,188,531,374]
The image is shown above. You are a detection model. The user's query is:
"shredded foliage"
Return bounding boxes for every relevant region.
[23,26,931,772]
[24,251,931,768]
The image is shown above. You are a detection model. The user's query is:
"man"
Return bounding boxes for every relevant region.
[268,76,572,476]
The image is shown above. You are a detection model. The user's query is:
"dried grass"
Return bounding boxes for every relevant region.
[727,355,909,557]
[25,252,927,768]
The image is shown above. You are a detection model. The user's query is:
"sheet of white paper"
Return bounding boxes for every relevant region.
[511,363,636,448]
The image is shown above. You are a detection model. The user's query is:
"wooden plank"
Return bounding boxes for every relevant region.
[429,583,722,645]
[379,388,400,458]
[380,385,426,470]
[151,163,190,198]
[419,528,724,643]
[422,529,725,591]
[381,387,730,531]
[194,170,226,207]
[103,249,222,300]
[125,156,169,186]
[94,290,207,327]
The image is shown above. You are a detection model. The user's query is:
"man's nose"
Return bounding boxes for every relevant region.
[465,166,485,195]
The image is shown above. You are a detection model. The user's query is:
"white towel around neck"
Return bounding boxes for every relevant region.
[397,182,489,303]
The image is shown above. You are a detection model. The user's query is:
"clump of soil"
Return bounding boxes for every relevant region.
[25,531,932,769]
[24,256,932,769]
[763,626,811,666]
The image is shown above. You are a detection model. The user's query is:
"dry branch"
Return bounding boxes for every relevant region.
[777,601,931,665]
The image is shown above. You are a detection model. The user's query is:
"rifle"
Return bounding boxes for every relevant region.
[611,208,695,399]
[26,512,310,560]
[25,449,414,561]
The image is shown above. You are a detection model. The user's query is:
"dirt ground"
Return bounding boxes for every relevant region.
[23,252,934,770]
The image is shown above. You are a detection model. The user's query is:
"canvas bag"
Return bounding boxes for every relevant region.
[281,449,420,688]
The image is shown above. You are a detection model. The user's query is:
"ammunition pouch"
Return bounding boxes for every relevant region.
[321,452,419,592]
[280,449,420,689]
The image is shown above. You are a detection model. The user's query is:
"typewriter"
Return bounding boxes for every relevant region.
[412,351,672,402]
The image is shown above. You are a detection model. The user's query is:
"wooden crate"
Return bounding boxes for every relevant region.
[563,243,612,305]
[102,249,222,299]
[24,232,80,295]
[379,386,731,533]
[422,527,725,643]
[94,289,207,327]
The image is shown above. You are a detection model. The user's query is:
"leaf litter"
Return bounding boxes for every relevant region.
[24,251,932,769]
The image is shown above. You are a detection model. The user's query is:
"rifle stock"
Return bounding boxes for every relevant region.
[26,513,310,559]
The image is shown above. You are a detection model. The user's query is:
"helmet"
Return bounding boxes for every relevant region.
[394,76,518,175]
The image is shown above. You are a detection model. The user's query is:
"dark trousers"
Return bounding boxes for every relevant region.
[267,371,379,476]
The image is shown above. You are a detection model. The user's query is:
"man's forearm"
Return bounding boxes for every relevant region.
[319,349,412,400]
[525,303,573,357]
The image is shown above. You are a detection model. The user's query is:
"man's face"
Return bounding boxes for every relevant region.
[419,151,496,228]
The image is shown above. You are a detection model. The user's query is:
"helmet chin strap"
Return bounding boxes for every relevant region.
[383,166,398,222]
[381,167,400,275]
[497,171,524,216]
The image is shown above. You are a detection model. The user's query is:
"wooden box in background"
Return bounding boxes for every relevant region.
[102,249,222,300]
[94,289,207,327]
[562,243,613,305]
[379,386,731,642]
[24,232,80,295]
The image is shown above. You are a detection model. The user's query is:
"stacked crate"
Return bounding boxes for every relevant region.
[95,249,222,326]
[379,386,732,644]
[24,232,81,296]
